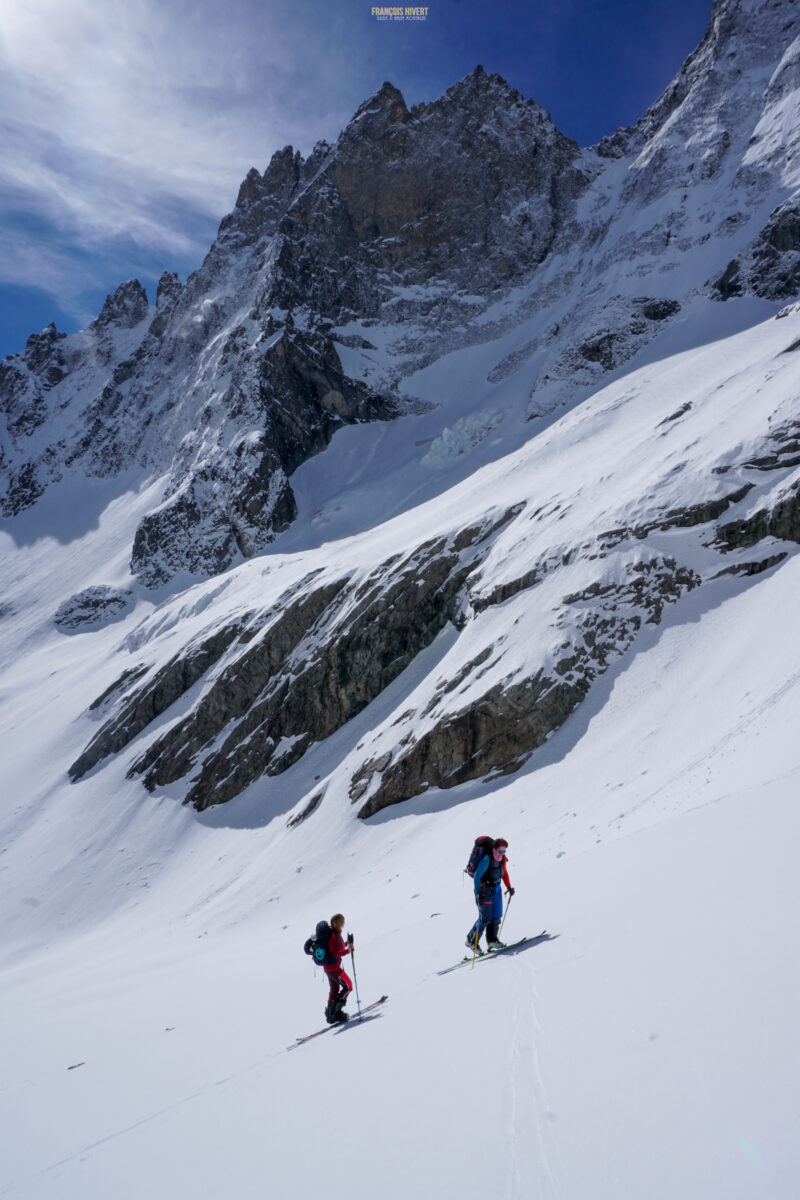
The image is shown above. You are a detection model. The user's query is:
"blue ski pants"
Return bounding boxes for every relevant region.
[467,884,503,945]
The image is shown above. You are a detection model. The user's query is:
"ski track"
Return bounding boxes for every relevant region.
[526,960,563,1200]
[505,955,562,1200]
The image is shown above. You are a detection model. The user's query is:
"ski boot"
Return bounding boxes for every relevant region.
[466,935,484,956]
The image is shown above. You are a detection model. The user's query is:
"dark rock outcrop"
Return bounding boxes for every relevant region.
[128,321,400,586]
[749,201,800,300]
[716,479,800,548]
[71,516,515,809]
[54,587,135,631]
[713,259,745,299]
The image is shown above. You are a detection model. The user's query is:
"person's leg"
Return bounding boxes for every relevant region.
[335,970,352,1004]
[486,886,504,944]
[332,969,352,1021]
[326,968,351,1018]
[468,894,492,949]
[324,969,340,1021]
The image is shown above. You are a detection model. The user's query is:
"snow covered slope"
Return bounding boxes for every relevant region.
[1,308,799,1199]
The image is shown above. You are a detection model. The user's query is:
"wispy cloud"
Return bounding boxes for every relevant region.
[0,0,366,298]
[0,226,102,321]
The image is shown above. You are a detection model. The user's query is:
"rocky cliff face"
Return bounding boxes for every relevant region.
[269,70,586,316]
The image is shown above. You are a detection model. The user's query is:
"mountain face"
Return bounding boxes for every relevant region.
[0,67,586,585]
[64,302,800,815]
[2,0,800,817]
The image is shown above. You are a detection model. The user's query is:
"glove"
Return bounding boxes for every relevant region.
[347,931,354,947]
[507,887,515,897]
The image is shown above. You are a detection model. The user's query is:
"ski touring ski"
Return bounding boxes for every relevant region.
[287,995,389,1050]
[437,933,548,976]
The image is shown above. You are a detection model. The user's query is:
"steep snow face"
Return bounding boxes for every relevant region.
[2,1,799,590]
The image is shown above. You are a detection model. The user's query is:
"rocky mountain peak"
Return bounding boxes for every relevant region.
[217,146,307,247]
[438,63,524,110]
[22,322,66,371]
[155,271,182,310]
[91,279,150,331]
[267,61,585,319]
[350,80,409,129]
[415,62,558,141]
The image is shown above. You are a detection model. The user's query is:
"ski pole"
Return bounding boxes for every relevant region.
[498,891,513,941]
[471,926,480,969]
[348,933,361,1017]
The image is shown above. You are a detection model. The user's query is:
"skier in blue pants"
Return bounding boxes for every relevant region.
[467,838,514,954]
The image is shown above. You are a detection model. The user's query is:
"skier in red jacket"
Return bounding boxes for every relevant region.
[324,913,353,1024]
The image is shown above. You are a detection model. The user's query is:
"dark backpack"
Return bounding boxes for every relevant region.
[303,919,331,965]
[465,836,494,878]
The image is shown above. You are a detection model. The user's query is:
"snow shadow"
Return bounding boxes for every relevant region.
[333,1012,385,1035]
[493,932,559,956]
[0,471,147,547]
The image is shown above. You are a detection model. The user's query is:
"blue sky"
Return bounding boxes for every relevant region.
[0,0,712,360]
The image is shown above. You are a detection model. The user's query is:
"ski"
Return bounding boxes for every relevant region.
[436,933,548,975]
[287,995,388,1050]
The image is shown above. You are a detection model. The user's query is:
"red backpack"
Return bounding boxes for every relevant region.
[465,836,494,877]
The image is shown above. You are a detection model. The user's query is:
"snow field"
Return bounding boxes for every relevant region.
[2,548,799,1200]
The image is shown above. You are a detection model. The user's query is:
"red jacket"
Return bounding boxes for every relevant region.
[324,929,351,971]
